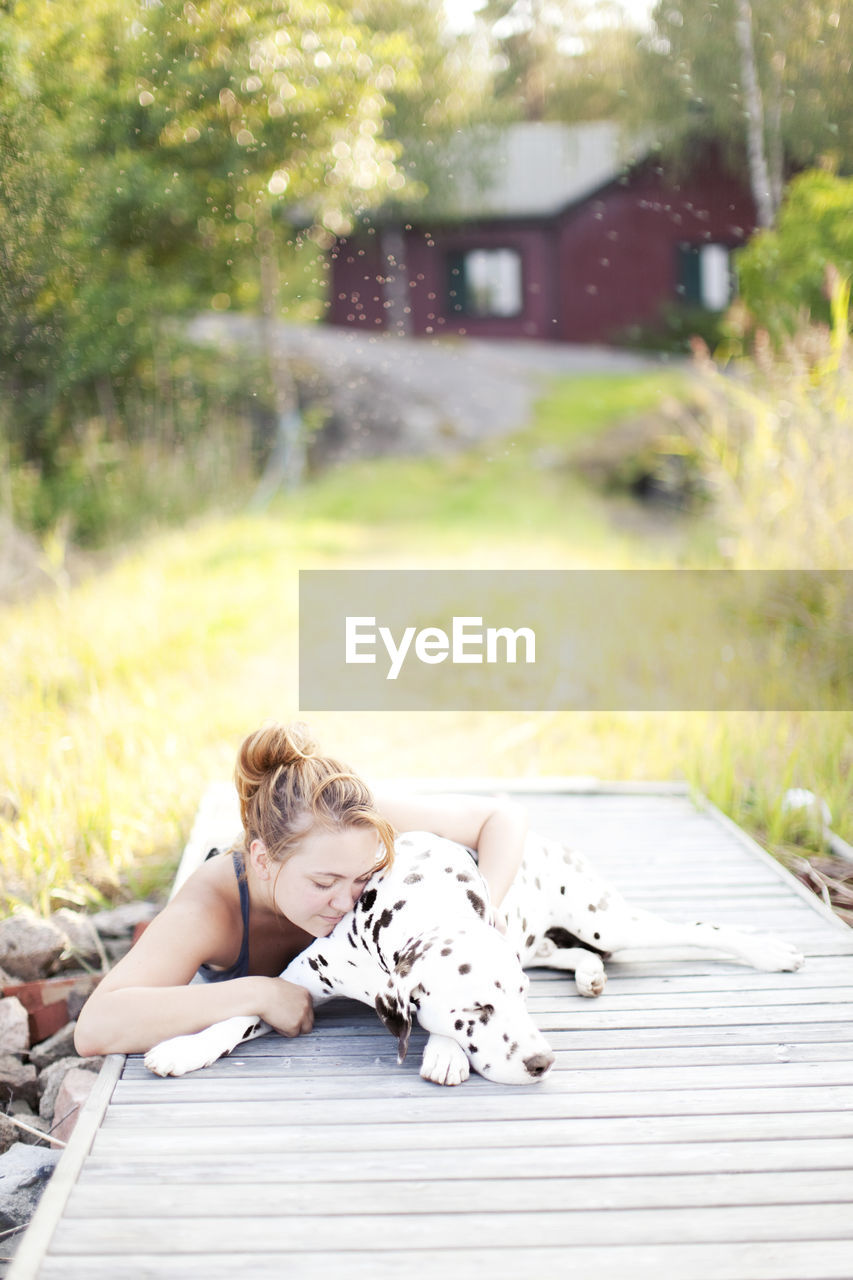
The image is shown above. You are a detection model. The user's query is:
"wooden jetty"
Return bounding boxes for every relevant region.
[10,782,853,1280]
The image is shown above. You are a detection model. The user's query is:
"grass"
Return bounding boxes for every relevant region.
[1,366,850,915]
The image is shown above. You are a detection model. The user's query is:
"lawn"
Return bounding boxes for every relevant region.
[1,369,849,914]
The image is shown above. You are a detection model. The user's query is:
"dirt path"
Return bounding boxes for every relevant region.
[188,315,677,454]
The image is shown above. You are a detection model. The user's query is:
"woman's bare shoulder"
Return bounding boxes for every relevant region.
[95,854,242,991]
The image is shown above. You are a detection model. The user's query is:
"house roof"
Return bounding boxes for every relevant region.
[428,121,648,220]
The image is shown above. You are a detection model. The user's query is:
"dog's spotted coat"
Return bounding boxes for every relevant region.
[146,829,804,1085]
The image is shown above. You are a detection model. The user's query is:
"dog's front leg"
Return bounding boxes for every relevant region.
[420,1033,470,1086]
[145,1014,267,1077]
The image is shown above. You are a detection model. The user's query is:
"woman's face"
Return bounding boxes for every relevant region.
[271,825,385,937]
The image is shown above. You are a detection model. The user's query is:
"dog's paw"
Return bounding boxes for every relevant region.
[145,1032,216,1077]
[751,935,805,972]
[144,1015,262,1077]
[574,957,607,997]
[420,1034,470,1087]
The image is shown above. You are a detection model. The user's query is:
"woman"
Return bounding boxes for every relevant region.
[74,721,528,1056]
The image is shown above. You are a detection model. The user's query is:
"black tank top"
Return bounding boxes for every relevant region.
[197,848,251,982]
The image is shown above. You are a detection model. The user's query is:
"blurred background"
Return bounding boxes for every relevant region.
[0,0,851,919]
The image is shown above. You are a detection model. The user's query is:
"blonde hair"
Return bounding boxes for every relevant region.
[234,721,395,871]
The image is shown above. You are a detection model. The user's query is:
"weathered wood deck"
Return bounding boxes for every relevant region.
[11,783,853,1280]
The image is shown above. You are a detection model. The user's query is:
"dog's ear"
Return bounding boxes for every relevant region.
[374,992,412,1064]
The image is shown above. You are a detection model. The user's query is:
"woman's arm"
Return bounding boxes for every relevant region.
[73,890,313,1056]
[374,790,528,910]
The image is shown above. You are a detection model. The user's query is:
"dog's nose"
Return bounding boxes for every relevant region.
[523,1050,555,1078]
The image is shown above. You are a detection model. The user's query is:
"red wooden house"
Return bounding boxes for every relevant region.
[327,122,757,344]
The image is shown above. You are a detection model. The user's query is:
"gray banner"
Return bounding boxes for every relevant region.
[298,570,852,711]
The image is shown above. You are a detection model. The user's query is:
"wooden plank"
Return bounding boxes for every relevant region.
[110,1060,853,1103]
[98,1085,853,1128]
[75,1137,853,1181]
[116,1017,853,1060]
[63,1169,853,1217]
[45,1203,853,1252]
[287,1002,853,1032]
[119,1038,853,1078]
[524,987,853,1009]
[89,1110,853,1157]
[33,1241,853,1280]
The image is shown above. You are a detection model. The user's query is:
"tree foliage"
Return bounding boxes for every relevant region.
[633,1,853,180]
[475,0,637,122]
[0,0,478,472]
[735,168,853,338]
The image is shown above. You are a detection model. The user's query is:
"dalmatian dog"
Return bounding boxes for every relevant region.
[145,829,804,1086]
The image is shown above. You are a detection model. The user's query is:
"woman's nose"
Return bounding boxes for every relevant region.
[330,886,357,913]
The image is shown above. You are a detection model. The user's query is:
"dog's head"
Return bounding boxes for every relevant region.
[375,924,554,1085]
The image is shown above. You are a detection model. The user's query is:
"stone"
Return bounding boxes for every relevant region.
[0,975,88,1045]
[37,1057,99,1124]
[0,996,29,1054]
[90,900,159,939]
[50,908,102,970]
[0,1142,61,1233]
[0,909,66,982]
[66,975,98,1023]
[29,1022,78,1072]
[103,937,134,966]
[0,1055,38,1108]
[37,1057,83,1123]
[1,1104,49,1151]
[51,1067,96,1144]
[0,1114,18,1155]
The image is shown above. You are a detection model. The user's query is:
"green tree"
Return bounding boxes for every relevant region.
[632,1,853,211]
[735,168,853,337]
[473,1,644,124]
[0,0,447,475]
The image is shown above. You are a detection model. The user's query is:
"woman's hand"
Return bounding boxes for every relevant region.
[374,790,528,912]
[253,977,315,1037]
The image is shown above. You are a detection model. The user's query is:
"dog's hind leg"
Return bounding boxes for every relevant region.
[573,902,804,972]
[526,934,608,996]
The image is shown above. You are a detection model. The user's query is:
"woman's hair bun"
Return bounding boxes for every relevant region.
[234,722,317,819]
[231,719,395,875]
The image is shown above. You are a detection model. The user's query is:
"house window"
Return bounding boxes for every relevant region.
[447,248,523,318]
[677,243,734,311]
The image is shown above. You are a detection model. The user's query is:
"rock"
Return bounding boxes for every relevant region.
[29,1022,78,1072]
[90,900,159,939]
[0,997,29,1054]
[50,909,102,970]
[0,1142,61,1233]
[37,1057,82,1124]
[1,1104,49,1152]
[1,975,93,1046]
[9,1103,50,1147]
[0,909,66,982]
[0,1055,38,1109]
[37,1057,100,1124]
[0,1114,19,1155]
[103,937,135,966]
[0,964,15,985]
[51,1067,96,1144]
[66,976,98,1023]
